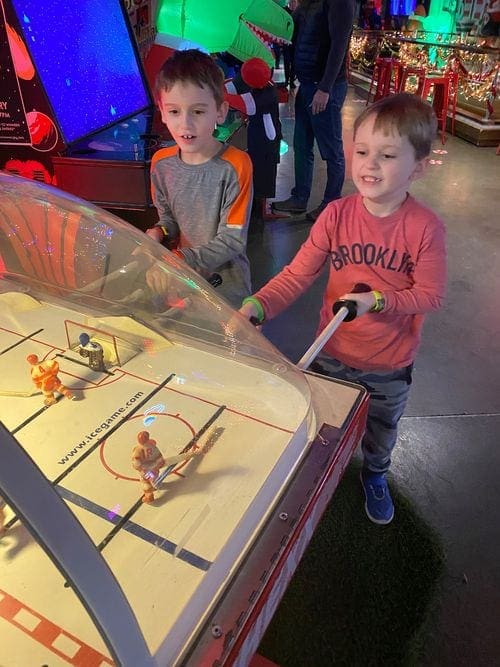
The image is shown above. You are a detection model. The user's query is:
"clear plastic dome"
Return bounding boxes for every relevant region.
[0,172,323,664]
[0,171,312,411]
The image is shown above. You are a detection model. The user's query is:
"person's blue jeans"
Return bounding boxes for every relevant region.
[291,79,348,207]
[311,355,413,474]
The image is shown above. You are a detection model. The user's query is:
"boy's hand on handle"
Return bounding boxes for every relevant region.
[337,290,376,317]
[146,227,164,243]
[238,302,262,329]
[239,300,260,321]
[337,282,382,318]
[145,264,171,295]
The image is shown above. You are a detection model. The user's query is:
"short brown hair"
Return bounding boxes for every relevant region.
[353,93,438,160]
[155,49,225,108]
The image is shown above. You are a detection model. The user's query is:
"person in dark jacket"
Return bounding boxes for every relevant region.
[272,0,355,222]
[283,0,298,88]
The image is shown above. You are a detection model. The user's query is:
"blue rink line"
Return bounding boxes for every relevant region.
[56,485,212,572]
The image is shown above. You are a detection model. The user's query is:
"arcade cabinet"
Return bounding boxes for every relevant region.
[0,0,247,213]
[0,0,159,208]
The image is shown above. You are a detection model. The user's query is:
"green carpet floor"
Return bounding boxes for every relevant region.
[258,462,445,667]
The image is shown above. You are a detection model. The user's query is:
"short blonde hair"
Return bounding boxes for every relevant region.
[354,93,438,160]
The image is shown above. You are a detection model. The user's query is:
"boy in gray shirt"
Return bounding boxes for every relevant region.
[146,49,253,307]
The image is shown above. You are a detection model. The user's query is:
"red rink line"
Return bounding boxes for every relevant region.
[0,589,113,666]
[2,328,294,432]
[119,369,295,435]
[61,368,125,389]
[118,368,165,385]
[165,385,295,434]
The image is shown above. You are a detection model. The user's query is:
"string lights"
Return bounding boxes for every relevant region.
[349,30,499,110]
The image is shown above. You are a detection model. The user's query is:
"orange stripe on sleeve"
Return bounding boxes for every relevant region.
[150,145,178,202]
[220,146,253,228]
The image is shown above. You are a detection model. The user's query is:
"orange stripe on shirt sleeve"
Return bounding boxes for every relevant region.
[220,146,253,228]
[150,145,178,201]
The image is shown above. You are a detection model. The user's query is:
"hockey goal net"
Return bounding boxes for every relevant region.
[64,319,138,367]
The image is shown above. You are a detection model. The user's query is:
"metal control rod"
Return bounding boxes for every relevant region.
[296,283,371,371]
[296,301,356,370]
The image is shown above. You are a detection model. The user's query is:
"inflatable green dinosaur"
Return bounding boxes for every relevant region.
[155,0,293,66]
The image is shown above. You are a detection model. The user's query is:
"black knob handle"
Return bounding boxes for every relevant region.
[332,299,358,321]
[331,282,372,322]
[208,273,222,288]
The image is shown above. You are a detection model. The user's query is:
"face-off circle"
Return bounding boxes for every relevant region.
[99,412,197,482]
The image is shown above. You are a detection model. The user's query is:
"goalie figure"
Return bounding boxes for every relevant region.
[78,333,106,372]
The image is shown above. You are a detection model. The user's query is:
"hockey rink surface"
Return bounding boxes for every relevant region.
[0,292,313,665]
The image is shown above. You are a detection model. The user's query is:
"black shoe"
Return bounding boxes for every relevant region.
[305,203,326,222]
[272,196,307,214]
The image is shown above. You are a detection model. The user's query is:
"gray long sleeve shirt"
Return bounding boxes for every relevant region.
[150,143,253,307]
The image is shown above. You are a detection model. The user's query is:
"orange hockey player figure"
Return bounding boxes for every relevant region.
[132,431,166,504]
[132,431,201,503]
[26,354,74,406]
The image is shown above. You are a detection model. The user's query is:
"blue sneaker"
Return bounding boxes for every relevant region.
[360,471,394,525]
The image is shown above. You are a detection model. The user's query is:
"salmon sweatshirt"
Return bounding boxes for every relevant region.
[253,193,447,371]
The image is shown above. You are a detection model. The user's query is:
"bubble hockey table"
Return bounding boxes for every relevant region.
[0,173,368,666]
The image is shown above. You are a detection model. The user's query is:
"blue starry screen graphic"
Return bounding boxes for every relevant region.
[12,0,150,144]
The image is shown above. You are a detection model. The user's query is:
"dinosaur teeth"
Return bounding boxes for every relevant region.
[245,20,291,47]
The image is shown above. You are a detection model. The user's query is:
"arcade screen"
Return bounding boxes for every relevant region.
[11,0,151,144]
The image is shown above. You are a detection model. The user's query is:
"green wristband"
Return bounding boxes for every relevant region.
[242,296,265,323]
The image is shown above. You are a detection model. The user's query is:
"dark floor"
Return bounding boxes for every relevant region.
[246,87,500,666]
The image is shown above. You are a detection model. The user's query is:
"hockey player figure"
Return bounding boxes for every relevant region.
[132,431,167,503]
[78,333,106,372]
[27,354,74,406]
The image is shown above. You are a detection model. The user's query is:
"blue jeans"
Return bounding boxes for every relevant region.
[291,79,348,207]
[311,356,413,474]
